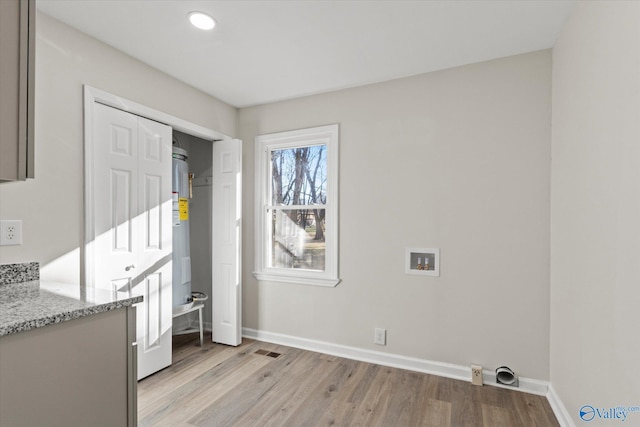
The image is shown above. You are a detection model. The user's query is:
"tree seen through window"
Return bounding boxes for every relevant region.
[269,145,326,270]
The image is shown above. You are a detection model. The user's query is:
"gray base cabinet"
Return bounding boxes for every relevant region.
[0,307,137,427]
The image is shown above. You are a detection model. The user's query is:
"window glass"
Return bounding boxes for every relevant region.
[270,208,326,271]
[270,145,327,206]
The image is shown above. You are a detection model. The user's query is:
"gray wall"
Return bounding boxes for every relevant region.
[551,2,640,424]
[0,12,237,283]
[239,50,552,380]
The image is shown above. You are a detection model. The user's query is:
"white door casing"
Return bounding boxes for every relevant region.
[211,139,242,346]
[91,102,172,380]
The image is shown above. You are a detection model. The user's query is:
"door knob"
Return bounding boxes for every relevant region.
[125,264,135,271]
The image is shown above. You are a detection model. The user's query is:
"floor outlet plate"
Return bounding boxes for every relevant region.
[471,365,483,386]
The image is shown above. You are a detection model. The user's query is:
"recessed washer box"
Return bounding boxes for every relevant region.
[406,247,439,276]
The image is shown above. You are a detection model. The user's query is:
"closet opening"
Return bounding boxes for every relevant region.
[171,130,216,338]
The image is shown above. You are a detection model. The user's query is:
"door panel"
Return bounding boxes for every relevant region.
[144,272,161,347]
[136,116,172,380]
[111,169,133,253]
[212,139,242,346]
[93,104,138,289]
[220,263,232,324]
[144,174,162,249]
[92,103,172,380]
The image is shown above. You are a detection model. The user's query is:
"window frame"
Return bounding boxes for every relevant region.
[254,124,340,287]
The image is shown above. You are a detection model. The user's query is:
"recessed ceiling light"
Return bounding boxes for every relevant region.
[188,11,216,30]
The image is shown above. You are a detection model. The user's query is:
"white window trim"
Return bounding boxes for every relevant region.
[254,124,340,287]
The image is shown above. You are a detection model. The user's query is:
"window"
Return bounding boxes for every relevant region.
[254,124,339,286]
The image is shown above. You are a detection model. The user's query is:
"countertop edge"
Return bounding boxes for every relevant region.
[0,290,142,337]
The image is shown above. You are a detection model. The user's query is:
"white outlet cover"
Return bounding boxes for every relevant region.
[471,364,484,386]
[0,220,23,246]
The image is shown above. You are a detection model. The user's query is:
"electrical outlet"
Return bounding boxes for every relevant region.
[0,220,23,246]
[374,328,386,346]
[471,365,483,386]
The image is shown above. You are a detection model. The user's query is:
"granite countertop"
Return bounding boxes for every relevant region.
[0,280,142,336]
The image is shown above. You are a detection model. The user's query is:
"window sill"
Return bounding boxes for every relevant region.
[253,272,341,287]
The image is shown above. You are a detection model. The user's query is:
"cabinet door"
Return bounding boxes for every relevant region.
[0,310,130,427]
[0,0,34,181]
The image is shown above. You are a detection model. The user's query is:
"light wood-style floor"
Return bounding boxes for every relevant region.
[138,333,559,427]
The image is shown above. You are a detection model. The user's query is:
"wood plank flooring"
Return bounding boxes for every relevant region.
[138,333,559,427]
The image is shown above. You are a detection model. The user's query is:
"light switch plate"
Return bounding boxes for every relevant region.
[0,220,23,246]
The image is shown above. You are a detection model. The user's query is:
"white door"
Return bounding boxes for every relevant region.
[91,102,173,379]
[211,138,242,345]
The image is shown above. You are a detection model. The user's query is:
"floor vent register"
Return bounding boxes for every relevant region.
[255,349,281,358]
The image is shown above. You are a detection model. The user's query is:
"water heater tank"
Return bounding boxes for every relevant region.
[172,147,192,308]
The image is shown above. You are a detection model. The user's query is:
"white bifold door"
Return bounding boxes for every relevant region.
[211,139,242,346]
[87,97,243,380]
[90,103,173,380]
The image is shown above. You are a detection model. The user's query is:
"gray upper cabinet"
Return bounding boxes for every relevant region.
[0,0,35,181]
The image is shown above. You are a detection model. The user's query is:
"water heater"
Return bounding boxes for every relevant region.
[172,147,192,308]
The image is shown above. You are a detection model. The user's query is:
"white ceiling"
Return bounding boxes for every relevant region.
[36,0,574,108]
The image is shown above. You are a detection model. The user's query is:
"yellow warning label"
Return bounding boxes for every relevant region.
[179,198,189,221]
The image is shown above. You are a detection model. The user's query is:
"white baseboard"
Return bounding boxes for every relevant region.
[547,383,576,427]
[242,327,549,396]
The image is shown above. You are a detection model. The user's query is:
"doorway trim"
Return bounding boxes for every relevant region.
[83,85,231,288]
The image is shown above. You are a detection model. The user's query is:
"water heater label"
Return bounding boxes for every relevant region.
[179,198,189,221]
[172,192,180,225]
